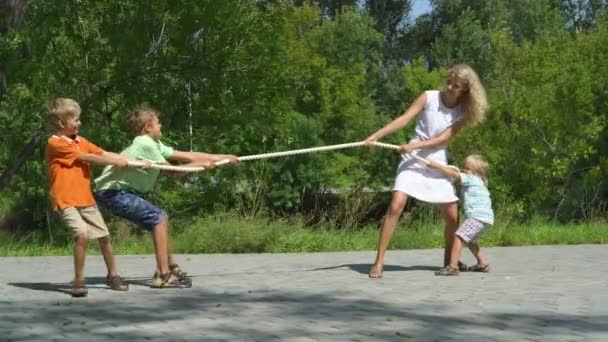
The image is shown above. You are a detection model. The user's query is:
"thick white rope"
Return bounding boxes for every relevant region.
[127,141,456,172]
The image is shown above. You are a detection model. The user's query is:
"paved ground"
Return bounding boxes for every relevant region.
[0,245,607,341]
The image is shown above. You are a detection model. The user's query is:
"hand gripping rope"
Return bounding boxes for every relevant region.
[126,141,459,172]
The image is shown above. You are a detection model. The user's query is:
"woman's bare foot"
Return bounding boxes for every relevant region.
[368,264,384,278]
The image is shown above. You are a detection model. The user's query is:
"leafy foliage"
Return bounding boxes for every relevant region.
[0,0,606,231]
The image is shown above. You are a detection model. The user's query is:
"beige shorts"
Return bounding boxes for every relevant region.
[60,206,110,240]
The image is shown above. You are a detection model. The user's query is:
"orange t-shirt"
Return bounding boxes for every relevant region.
[46,135,104,209]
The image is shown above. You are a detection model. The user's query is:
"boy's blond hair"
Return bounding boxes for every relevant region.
[464,154,489,185]
[48,98,81,128]
[445,64,488,127]
[127,106,158,135]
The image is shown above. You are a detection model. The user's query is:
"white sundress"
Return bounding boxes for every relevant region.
[393,90,463,203]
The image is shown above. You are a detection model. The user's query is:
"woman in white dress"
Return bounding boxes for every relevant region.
[365,64,487,278]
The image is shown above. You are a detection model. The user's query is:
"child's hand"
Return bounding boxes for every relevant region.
[205,161,216,170]
[225,155,239,165]
[138,161,153,169]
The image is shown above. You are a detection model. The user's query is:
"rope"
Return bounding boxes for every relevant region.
[126,141,457,172]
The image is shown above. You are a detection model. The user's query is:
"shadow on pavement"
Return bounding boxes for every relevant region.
[9,276,153,296]
[0,288,606,341]
[312,263,441,274]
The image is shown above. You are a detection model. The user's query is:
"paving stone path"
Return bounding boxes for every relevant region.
[1,245,606,341]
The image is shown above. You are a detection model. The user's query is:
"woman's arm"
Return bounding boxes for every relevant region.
[365,92,427,143]
[398,120,465,153]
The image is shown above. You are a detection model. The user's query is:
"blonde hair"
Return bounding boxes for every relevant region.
[446,64,487,126]
[127,106,158,135]
[464,154,489,185]
[48,98,81,128]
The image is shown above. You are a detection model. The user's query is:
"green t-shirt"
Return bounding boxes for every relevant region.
[94,135,174,193]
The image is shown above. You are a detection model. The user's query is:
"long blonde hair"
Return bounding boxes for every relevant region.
[446,64,487,126]
[464,154,489,185]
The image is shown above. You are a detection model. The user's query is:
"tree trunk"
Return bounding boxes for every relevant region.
[0,122,44,191]
[0,0,28,97]
[0,0,34,192]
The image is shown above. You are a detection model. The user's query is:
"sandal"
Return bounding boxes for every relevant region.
[152,264,192,288]
[169,264,188,279]
[106,275,129,291]
[457,261,469,272]
[467,264,491,273]
[368,264,383,278]
[152,273,190,289]
[71,279,88,298]
[435,265,460,276]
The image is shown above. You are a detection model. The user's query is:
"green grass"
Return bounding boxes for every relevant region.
[1,214,607,256]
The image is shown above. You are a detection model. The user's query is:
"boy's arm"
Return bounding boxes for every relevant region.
[427,161,461,182]
[102,151,153,169]
[168,151,239,165]
[77,152,129,167]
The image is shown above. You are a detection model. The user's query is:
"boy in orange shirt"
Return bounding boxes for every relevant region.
[47,98,136,297]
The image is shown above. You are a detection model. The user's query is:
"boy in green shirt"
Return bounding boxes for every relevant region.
[95,107,238,288]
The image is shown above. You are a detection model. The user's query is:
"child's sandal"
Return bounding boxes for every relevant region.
[434,265,460,276]
[170,264,188,280]
[467,264,490,273]
[106,275,129,291]
[152,273,190,289]
[152,265,192,288]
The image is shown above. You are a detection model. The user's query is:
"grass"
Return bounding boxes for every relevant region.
[0,214,607,257]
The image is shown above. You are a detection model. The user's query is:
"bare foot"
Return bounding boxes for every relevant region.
[368,264,384,278]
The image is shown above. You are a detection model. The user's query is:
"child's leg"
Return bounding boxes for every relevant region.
[467,243,489,266]
[79,206,119,277]
[438,202,459,267]
[74,234,88,282]
[370,191,408,278]
[152,215,171,277]
[456,218,491,272]
[98,236,118,277]
[435,235,466,276]
[59,207,90,283]
[98,236,129,291]
[95,190,172,278]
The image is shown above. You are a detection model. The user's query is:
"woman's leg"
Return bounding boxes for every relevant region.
[369,191,409,278]
[438,202,459,267]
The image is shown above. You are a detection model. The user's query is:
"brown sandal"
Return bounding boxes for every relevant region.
[435,265,460,276]
[152,264,192,288]
[467,264,490,273]
[106,275,129,291]
[152,273,191,289]
[71,279,88,298]
[169,264,188,280]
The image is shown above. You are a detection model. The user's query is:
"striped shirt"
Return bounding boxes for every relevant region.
[460,173,494,225]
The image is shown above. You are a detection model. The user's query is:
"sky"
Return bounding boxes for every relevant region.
[410,0,431,19]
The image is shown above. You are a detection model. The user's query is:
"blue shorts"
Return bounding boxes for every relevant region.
[94,189,166,231]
